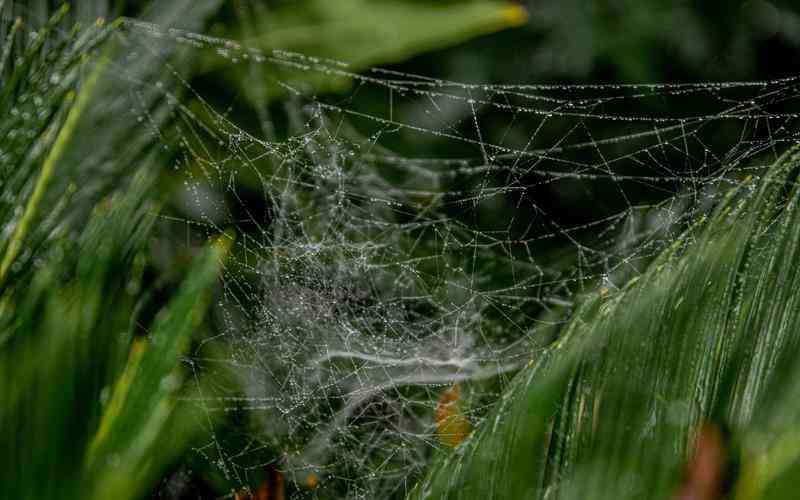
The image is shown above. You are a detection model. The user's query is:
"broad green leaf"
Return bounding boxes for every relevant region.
[205,0,528,98]
[412,146,800,500]
[251,0,528,68]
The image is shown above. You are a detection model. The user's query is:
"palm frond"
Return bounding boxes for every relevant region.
[0,4,227,499]
[414,146,800,500]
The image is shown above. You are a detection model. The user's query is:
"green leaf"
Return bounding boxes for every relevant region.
[0,3,226,499]
[85,230,233,499]
[205,0,528,98]
[253,0,527,68]
[412,145,800,499]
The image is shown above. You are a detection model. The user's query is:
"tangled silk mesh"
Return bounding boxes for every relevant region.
[116,20,800,498]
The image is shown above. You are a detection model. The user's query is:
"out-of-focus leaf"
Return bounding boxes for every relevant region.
[253,0,527,67]
[86,230,232,499]
[206,0,528,98]
[0,170,231,500]
[0,2,226,499]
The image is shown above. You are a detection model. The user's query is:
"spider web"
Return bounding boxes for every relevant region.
[118,20,800,499]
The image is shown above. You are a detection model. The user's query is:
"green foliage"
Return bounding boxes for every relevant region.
[413,147,800,499]
[0,1,532,497]
[0,173,230,500]
[0,4,228,499]
[5,1,799,499]
[204,0,528,101]
[245,0,527,68]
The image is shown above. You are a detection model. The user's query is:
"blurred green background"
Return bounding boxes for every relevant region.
[4,1,800,499]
